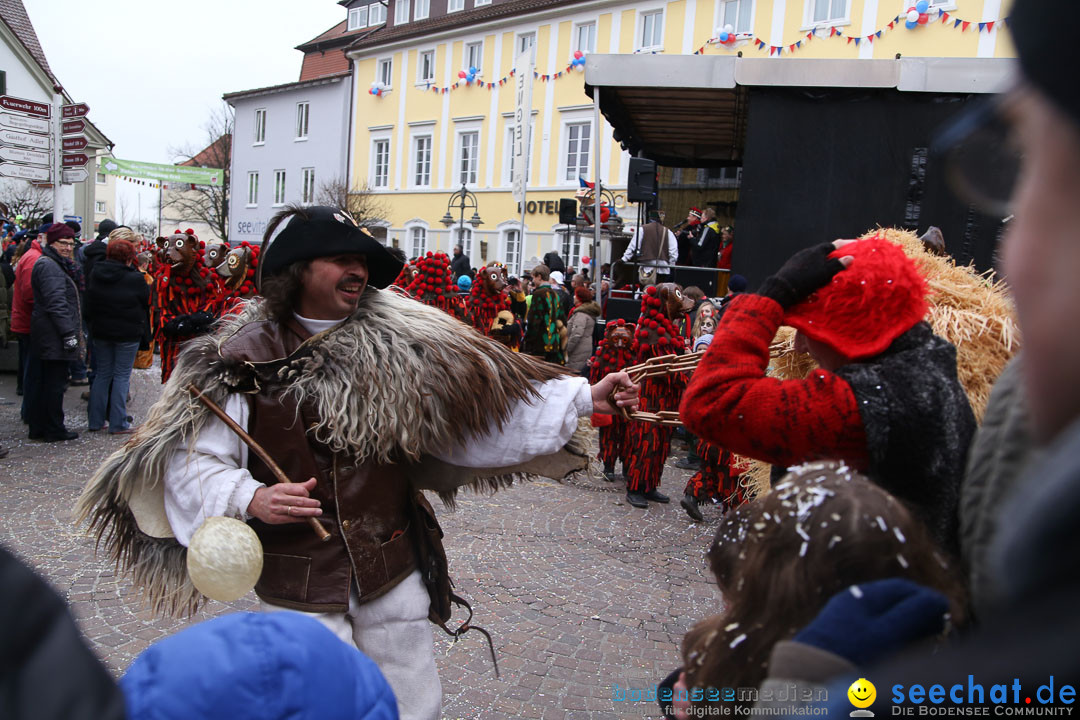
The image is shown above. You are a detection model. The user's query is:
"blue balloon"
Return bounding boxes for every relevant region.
[469,66,477,74]
[719,31,729,42]
[915,0,929,13]
[905,19,918,28]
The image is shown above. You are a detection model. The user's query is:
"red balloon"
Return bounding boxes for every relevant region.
[458,70,467,78]
[918,12,929,23]
[580,255,590,264]
[573,50,584,59]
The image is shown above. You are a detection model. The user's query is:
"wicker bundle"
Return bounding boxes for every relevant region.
[738,227,1020,500]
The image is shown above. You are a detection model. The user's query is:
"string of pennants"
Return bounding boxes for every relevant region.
[118,175,162,189]
[694,9,1011,57]
[117,175,199,191]
[417,65,592,95]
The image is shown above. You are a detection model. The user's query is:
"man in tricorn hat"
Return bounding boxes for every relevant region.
[79,205,638,720]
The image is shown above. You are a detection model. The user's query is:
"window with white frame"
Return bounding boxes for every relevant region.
[503,229,522,273]
[301,167,316,204]
[348,5,367,29]
[574,22,597,53]
[639,10,664,50]
[368,2,386,25]
[378,58,393,88]
[453,226,473,257]
[475,0,491,6]
[448,0,463,12]
[372,139,390,188]
[465,42,482,71]
[414,0,429,19]
[719,0,753,33]
[458,131,479,185]
[504,119,535,185]
[295,102,309,140]
[254,108,266,144]
[409,226,427,258]
[247,171,259,206]
[273,170,286,206]
[95,201,106,214]
[418,50,435,83]
[96,172,106,184]
[907,0,954,8]
[564,121,591,182]
[518,32,536,55]
[413,135,432,186]
[806,0,848,25]
[395,0,410,24]
[561,229,583,268]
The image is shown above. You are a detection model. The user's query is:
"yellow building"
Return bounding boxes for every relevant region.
[345,0,1015,275]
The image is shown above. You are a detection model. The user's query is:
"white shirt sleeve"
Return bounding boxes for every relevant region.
[163,393,266,546]
[622,228,642,262]
[433,376,593,468]
[667,229,679,264]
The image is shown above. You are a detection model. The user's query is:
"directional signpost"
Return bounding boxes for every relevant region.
[62,168,88,183]
[0,127,50,150]
[0,146,50,165]
[61,119,85,134]
[0,162,51,181]
[0,112,50,134]
[0,95,50,117]
[62,153,89,168]
[62,136,88,151]
[62,103,89,118]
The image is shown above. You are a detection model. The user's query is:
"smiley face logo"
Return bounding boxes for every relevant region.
[848,678,876,714]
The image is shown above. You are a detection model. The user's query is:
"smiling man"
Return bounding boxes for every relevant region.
[80,205,638,720]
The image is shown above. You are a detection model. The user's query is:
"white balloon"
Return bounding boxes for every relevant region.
[907,9,920,22]
[714,26,724,36]
[724,24,734,34]
[187,517,263,603]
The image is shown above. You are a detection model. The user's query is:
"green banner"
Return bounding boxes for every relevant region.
[99,157,223,186]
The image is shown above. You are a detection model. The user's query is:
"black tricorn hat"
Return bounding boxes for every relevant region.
[256,206,403,289]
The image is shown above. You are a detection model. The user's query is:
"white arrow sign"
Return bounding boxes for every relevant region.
[0,128,50,150]
[103,159,119,172]
[61,168,89,184]
[0,111,50,134]
[0,162,50,181]
[0,146,50,166]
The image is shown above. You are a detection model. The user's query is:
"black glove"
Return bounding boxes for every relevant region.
[62,334,79,351]
[162,311,216,337]
[757,242,848,309]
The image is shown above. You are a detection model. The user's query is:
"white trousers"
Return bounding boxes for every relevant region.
[261,569,442,720]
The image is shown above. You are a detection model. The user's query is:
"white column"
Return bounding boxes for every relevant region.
[769,0,787,53]
[394,51,410,189]
[859,0,879,59]
[977,0,1002,58]
[538,23,558,188]
[438,43,453,189]
[485,32,503,188]
[681,0,698,54]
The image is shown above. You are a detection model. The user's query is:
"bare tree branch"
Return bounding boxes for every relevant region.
[0,180,53,225]
[165,102,233,241]
[315,177,390,228]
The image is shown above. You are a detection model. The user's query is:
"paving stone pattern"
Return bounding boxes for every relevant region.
[0,365,728,719]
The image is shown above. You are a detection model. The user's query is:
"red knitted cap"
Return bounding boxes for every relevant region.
[783,237,928,361]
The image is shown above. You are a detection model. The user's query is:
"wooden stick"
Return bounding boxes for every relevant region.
[187,384,331,543]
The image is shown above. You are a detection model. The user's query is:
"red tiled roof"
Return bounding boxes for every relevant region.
[0,0,57,84]
[348,0,582,51]
[180,135,230,168]
[300,48,351,81]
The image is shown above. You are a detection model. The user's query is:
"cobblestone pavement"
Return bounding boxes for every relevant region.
[0,364,727,719]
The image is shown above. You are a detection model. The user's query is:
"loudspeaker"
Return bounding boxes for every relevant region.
[558,198,578,224]
[626,157,657,203]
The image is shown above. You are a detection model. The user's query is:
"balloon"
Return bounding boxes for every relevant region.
[187,517,263,603]
[580,255,590,265]
[469,65,477,74]
[719,31,729,42]
[458,70,467,78]
[905,19,918,29]
[915,0,929,13]
[907,9,920,22]
[574,50,583,59]
[724,23,734,33]
[918,12,929,23]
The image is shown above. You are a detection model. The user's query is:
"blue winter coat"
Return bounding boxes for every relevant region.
[29,247,82,361]
[121,612,399,720]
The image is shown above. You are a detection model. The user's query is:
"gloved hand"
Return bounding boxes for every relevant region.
[62,334,79,351]
[757,242,851,309]
[793,578,950,668]
[162,311,216,337]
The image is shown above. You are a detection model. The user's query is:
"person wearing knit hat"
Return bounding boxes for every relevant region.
[79,204,640,720]
[680,236,975,552]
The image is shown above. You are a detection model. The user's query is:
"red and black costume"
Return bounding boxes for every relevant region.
[403,251,466,321]
[154,229,222,383]
[214,242,260,315]
[588,319,635,480]
[623,284,692,506]
[467,263,512,339]
[680,239,975,551]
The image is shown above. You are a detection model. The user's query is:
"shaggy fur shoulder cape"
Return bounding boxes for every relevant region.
[77,288,590,616]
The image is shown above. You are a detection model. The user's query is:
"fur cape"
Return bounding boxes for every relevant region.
[76,288,589,616]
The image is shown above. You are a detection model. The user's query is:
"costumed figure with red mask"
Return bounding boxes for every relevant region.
[403,251,465,320]
[588,319,636,482]
[681,238,975,552]
[154,229,222,383]
[212,242,261,314]
[468,263,514,341]
[623,283,694,508]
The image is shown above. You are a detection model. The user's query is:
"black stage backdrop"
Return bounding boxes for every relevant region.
[733,88,1006,287]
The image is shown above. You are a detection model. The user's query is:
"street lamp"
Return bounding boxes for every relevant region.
[441,184,482,258]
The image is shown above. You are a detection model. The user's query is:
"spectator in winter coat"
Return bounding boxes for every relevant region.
[85,238,149,434]
[11,235,42,403]
[680,238,975,553]
[120,612,398,720]
[27,224,84,442]
[78,218,117,280]
[449,244,470,282]
[565,287,600,373]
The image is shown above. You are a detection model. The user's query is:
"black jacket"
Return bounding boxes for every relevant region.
[542,251,566,273]
[30,248,82,361]
[81,239,107,283]
[691,222,721,268]
[0,545,126,720]
[86,259,150,343]
[450,252,471,280]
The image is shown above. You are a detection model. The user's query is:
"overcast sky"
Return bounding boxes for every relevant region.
[26,0,345,224]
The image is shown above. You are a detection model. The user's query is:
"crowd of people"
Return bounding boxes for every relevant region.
[4,2,1077,717]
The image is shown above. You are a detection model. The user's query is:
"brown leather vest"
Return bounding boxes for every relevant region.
[220,318,417,612]
[639,222,669,263]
